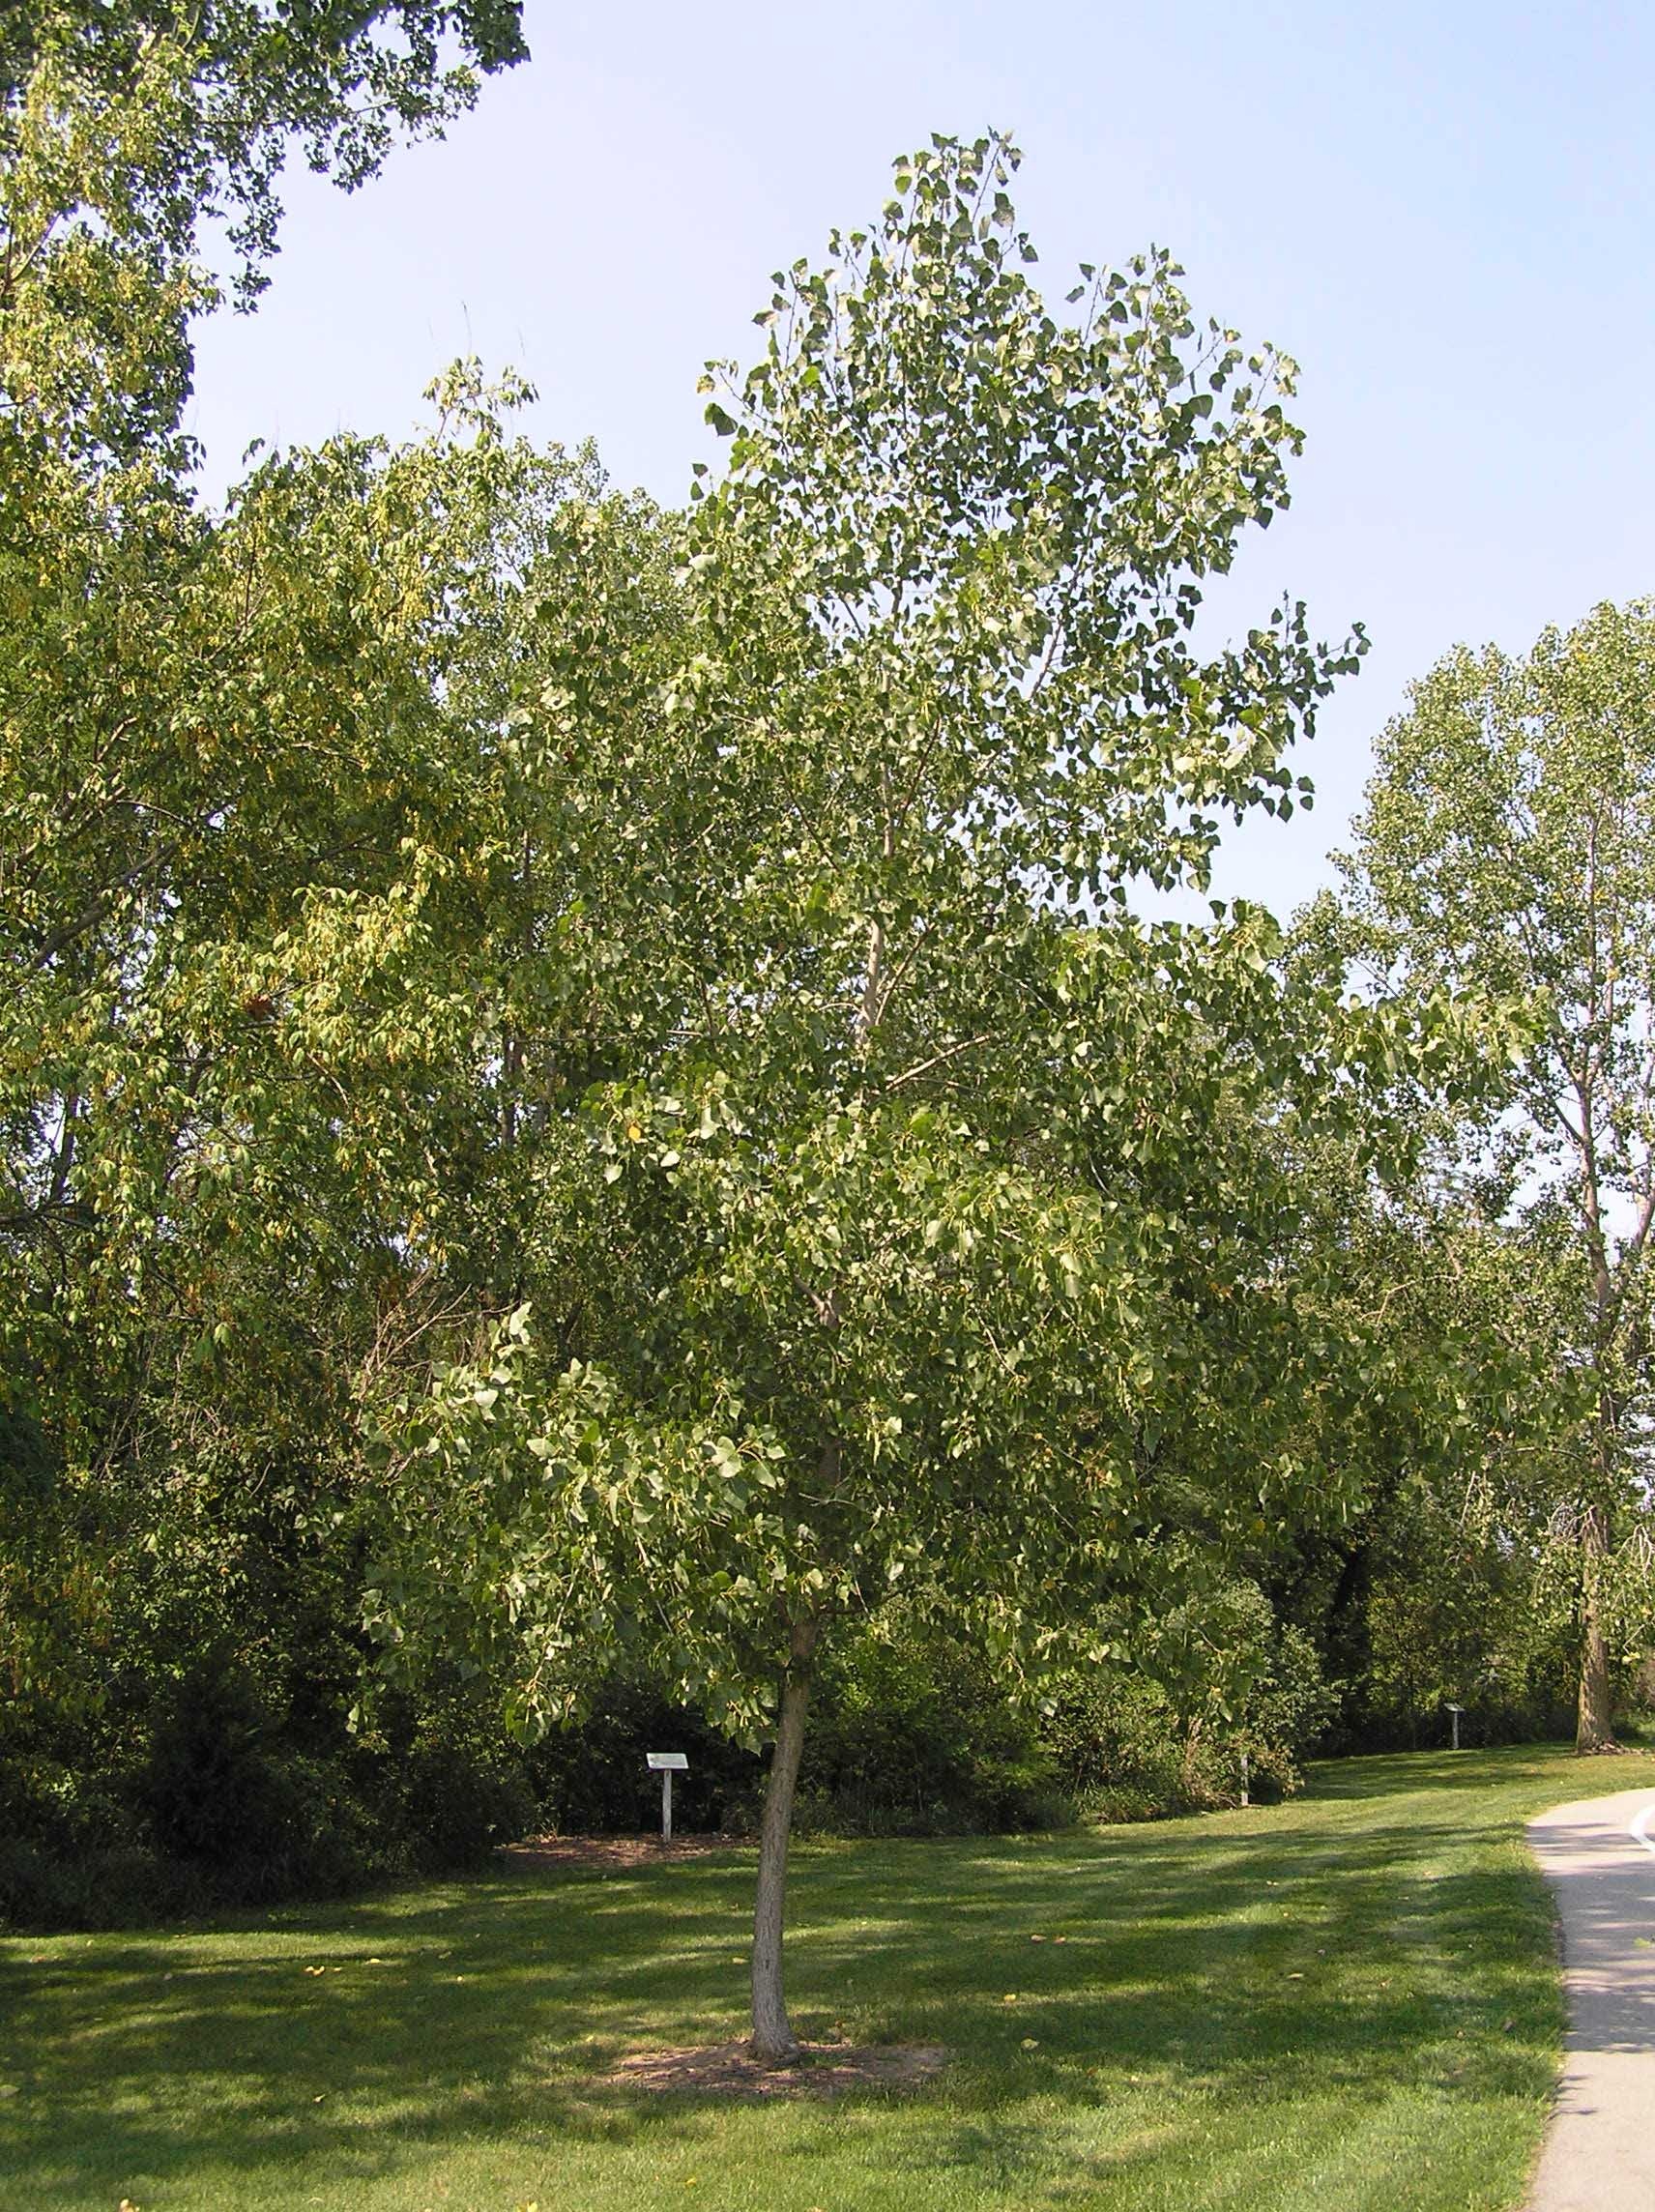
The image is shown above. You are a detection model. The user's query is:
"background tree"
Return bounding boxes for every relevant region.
[0,360,682,1780]
[1334,599,1655,1750]
[2,0,543,1554]
[1263,1191,1582,1747]
[2,0,527,455]
[0,4,609,1910]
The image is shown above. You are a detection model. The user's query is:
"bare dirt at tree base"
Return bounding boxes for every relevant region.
[502,1838,944,2098]
[499,1833,741,1873]
[597,2039,947,2098]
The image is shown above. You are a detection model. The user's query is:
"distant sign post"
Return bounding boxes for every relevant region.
[647,1752,688,1841]
[1445,1702,1465,1753]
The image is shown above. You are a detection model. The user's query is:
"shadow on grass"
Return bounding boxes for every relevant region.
[1,1745,1632,2206]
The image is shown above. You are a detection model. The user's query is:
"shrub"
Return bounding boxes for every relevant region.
[144,1665,320,1890]
[519,1610,1068,1841]
[399,1738,538,1871]
[140,1664,417,1902]
[1047,1584,1337,1819]
[522,1681,761,1836]
[801,1611,1066,1835]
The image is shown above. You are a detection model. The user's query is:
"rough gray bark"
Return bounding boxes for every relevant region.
[749,1614,819,2064]
[1577,1502,1619,1755]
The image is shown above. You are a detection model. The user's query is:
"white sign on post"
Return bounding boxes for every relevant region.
[1445,1702,1465,1752]
[647,1752,689,1841]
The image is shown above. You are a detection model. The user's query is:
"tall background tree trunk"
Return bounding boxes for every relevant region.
[749,1614,819,2063]
[1576,1501,1618,1753]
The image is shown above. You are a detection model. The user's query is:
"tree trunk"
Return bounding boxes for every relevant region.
[1180,1715,1203,1797]
[1576,1503,1618,1754]
[749,1615,819,2064]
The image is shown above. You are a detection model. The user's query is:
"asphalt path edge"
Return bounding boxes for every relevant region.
[1524,1786,1655,2212]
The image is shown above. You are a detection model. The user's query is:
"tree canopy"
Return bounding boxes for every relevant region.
[1,0,526,458]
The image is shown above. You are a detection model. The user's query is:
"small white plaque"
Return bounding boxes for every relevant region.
[647,1751,689,1771]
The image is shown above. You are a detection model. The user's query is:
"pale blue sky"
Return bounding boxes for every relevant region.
[189,0,1655,917]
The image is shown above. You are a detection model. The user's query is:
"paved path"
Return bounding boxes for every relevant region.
[1526,1787,1655,2211]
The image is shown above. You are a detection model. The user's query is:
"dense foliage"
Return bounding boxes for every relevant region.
[4,0,1653,2074]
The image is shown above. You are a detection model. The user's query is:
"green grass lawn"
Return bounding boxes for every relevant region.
[5,1743,1652,2212]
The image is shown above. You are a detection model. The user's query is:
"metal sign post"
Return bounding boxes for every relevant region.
[1445,1702,1465,1752]
[646,1751,688,1840]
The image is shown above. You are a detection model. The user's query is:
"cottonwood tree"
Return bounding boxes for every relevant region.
[2,0,539,1449]
[366,132,1368,2062]
[0,1,662,1760]
[1336,600,1655,1750]
[0,357,681,1722]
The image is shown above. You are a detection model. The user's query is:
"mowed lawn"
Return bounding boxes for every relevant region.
[5,1745,1652,2212]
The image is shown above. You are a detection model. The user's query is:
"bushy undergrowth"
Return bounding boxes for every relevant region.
[0,1577,1446,1931]
[526,1592,1332,1848]
[798,1616,1070,1835]
[0,1663,537,1931]
[521,1613,1066,1842]
[1047,1595,1339,1822]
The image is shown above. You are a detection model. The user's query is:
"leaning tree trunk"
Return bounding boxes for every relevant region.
[750,1615,820,2064]
[1576,1501,1618,1754]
